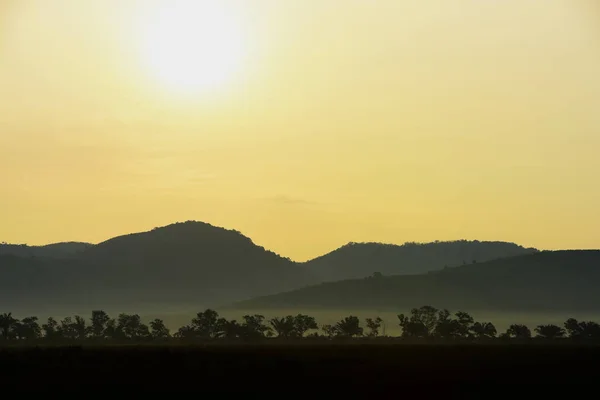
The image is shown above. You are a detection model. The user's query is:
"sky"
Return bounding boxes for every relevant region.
[1,0,599,261]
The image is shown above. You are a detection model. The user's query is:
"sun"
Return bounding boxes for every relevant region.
[138,1,246,95]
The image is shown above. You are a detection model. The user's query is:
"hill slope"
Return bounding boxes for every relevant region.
[0,242,92,258]
[0,221,314,311]
[233,250,600,312]
[303,240,538,281]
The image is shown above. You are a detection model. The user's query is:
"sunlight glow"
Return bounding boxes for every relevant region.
[138,0,246,95]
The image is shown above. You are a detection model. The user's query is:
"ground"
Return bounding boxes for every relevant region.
[3,343,599,392]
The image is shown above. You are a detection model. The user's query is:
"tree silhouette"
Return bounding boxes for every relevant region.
[398,306,439,338]
[73,316,88,340]
[564,318,600,339]
[5,306,600,343]
[58,317,76,340]
[293,314,318,337]
[270,316,296,338]
[240,314,271,339]
[0,313,17,339]
[454,311,475,338]
[217,318,241,339]
[89,310,110,339]
[365,317,383,337]
[115,314,150,339]
[57,316,88,340]
[535,324,565,339]
[149,319,170,339]
[434,309,458,339]
[321,324,337,338]
[14,316,41,340]
[174,324,196,339]
[190,309,221,339]
[470,322,497,339]
[104,318,118,339]
[42,317,60,340]
[505,324,531,339]
[334,316,363,338]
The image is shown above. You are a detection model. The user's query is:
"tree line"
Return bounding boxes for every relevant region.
[1,306,599,342]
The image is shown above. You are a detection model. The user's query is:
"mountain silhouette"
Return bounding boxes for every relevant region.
[233,250,600,312]
[0,220,577,313]
[0,242,91,258]
[304,240,538,281]
[0,221,313,311]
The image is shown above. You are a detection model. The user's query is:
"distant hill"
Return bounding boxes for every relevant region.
[233,250,600,312]
[0,242,91,258]
[304,240,538,281]
[0,221,314,311]
[0,221,566,313]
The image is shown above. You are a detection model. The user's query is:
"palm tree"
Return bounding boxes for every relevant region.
[269,316,296,338]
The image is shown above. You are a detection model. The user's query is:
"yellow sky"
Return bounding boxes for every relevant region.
[1,0,599,261]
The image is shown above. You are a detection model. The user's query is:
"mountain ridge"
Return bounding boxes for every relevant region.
[232,250,600,312]
[0,220,585,313]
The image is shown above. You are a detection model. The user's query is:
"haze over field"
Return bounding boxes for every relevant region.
[1,0,600,261]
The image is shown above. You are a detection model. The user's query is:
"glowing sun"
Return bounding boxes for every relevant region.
[139,1,246,95]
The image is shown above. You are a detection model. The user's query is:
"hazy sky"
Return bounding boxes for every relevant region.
[1,0,599,260]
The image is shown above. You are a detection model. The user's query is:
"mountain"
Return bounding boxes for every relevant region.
[0,242,92,258]
[304,240,538,281]
[233,250,600,312]
[0,220,559,313]
[0,221,314,311]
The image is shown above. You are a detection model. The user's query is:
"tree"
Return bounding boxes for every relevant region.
[58,316,87,340]
[398,306,439,338]
[149,319,170,339]
[240,314,271,339]
[454,311,475,338]
[365,317,383,337]
[564,318,600,340]
[13,316,41,340]
[579,321,600,339]
[190,309,221,339]
[270,316,296,338]
[334,316,363,338]
[0,313,17,339]
[398,315,428,338]
[58,317,76,340]
[470,322,497,339]
[217,318,241,339]
[505,324,531,339]
[321,324,337,338]
[564,318,582,338]
[174,325,196,339]
[535,324,565,339]
[104,318,118,339]
[115,314,150,340]
[72,316,88,340]
[434,309,459,339]
[89,310,110,339]
[42,317,60,340]
[293,314,318,337]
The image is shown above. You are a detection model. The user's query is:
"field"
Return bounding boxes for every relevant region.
[3,342,600,392]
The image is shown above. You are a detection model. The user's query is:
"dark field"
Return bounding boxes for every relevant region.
[3,343,600,392]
